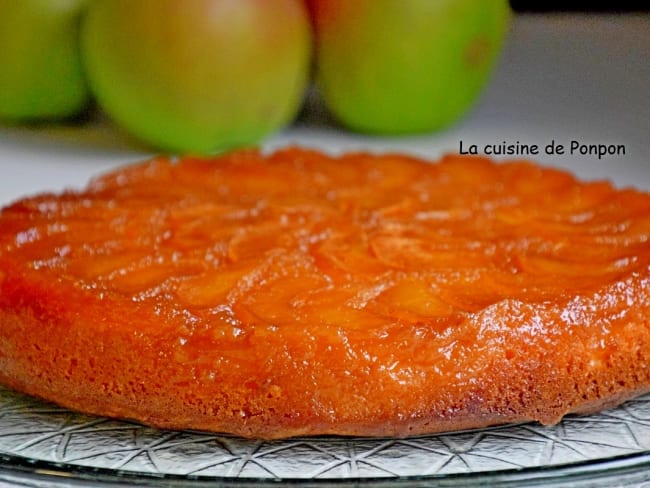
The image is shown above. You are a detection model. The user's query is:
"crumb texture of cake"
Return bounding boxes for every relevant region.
[1,147,649,439]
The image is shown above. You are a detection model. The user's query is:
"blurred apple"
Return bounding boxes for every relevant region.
[308,0,511,134]
[0,0,90,121]
[81,0,312,153]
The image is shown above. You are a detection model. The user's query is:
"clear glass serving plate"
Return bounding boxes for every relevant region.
[1,386,650,487]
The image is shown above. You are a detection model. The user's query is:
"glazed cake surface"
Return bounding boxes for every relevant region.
[0,147,649,439]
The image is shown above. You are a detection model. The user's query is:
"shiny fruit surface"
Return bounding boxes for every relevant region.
[309,0,511,134]
[81,0,312,153]
[0,0,90,121]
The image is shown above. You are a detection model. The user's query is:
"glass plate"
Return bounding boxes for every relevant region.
[1,387,650,487]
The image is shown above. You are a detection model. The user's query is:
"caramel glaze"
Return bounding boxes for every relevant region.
[1,147,649,439]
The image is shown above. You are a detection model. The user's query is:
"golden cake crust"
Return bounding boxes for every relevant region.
[1,147,649,439]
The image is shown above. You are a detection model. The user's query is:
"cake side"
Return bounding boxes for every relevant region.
[1,258,649,439]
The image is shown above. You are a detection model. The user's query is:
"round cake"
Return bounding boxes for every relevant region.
[0,147,649,439]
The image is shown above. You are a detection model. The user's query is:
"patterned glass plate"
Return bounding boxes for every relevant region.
[1,387,650,487]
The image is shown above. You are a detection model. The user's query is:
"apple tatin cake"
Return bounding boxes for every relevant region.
[1,147,649,439]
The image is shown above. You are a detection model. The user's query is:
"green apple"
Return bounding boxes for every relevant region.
[309,0,511,134]
[0,0,90,121]
[81,0,312,153]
